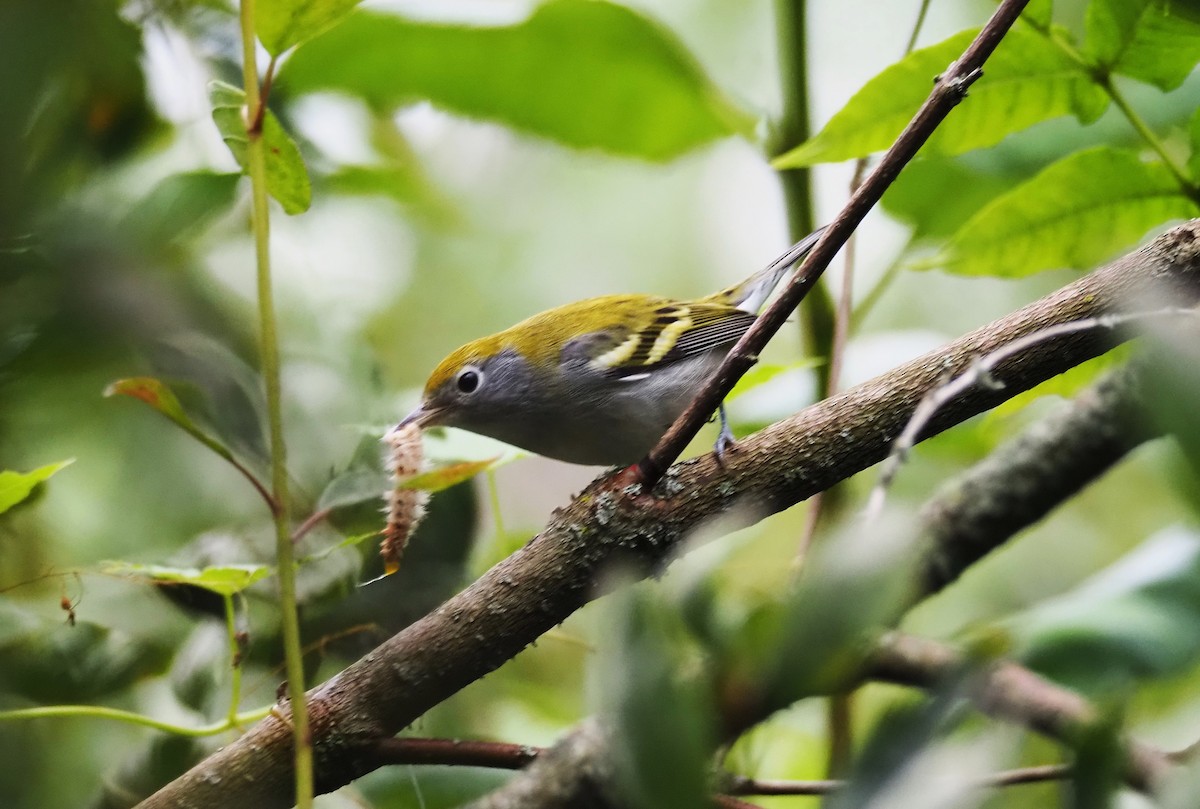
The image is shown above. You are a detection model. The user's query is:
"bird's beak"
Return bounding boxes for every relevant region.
[396,403,435,430]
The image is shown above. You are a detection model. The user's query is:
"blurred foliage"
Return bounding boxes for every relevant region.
[1,0,1199,808]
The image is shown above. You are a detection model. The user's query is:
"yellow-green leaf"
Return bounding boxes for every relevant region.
[773,28,1108,168]
[102,562,271,596]
[939,147,1199,277]
[0,460,73,515]
[1085,0,1200,90]
[399,458,500,493]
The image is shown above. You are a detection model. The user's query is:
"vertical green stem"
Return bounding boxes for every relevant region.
[223,594,243,726]
[238,2,314,806]
[771,0,834,384]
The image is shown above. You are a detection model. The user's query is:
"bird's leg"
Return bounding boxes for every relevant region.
[713,403,736,461]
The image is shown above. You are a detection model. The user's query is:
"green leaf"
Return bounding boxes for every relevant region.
[281,1,753,161]
[881,156,1020,240]
[104,376,248,470]
[765,524,916,705]
[1086,0,1200,90]
[940,146,1198,277]
[773,28,1108,168]
[102,561,272,596]
[599,587,715,809]
[1012,528,1200,690]
[0,460,72,515]
[400,458,501,493]
[122,171,240,247]
[1023,0,1054,29]
[1143,321,1200,503]
[209,80,311,214]
[1070,712,1123,809]
[727,359,823,402]
[256,0,362,56]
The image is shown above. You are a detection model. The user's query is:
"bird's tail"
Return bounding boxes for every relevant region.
[706,225,828,313]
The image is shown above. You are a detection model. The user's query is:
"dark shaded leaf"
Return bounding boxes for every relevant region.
[599,587,715,809]
[1013,528,1200,690]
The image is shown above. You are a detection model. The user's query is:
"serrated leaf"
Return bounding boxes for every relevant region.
[773,28,1108,168]
[399,458,500,493]
[0,460,73,515]
[940,146,1198,277]
[1012,528,1200,690]
[102,561,272,596]
[281,0,753,160]
[1086,0,1200,90]
[256,0,362,56]
[209,80,311,214]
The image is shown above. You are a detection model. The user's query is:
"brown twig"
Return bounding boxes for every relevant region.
[865,308,1197,523]
[636,0,1033,487]
[722,764,1071,795]
[372,737,540,770]
[869,632,1175,793]
[917,359,1158,594]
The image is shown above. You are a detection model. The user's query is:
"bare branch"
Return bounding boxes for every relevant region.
[869,632,1174,792]
[917,359,1158,594]
[866,309,1196,522]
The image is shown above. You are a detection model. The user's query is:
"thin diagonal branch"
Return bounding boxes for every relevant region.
[636,0,1033,486]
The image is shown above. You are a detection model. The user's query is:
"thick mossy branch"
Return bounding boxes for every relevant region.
[137,223,1200,809]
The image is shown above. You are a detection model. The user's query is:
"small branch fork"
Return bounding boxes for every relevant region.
[636,0,1032,487]
[865,307,1199,522]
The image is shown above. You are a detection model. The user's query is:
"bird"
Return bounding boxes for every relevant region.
[398,227,826,466]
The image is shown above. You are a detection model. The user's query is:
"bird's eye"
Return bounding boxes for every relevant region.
[456,367,482,394]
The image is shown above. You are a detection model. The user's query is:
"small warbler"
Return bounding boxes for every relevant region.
[399,227,825,466]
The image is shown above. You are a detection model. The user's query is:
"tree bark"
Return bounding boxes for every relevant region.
[136,223,1200,809]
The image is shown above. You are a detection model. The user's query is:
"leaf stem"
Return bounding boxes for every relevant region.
[1032,22,1198,202]
[1100,75,1198,200]
[238,1,313,806]
[0,704,272,736]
